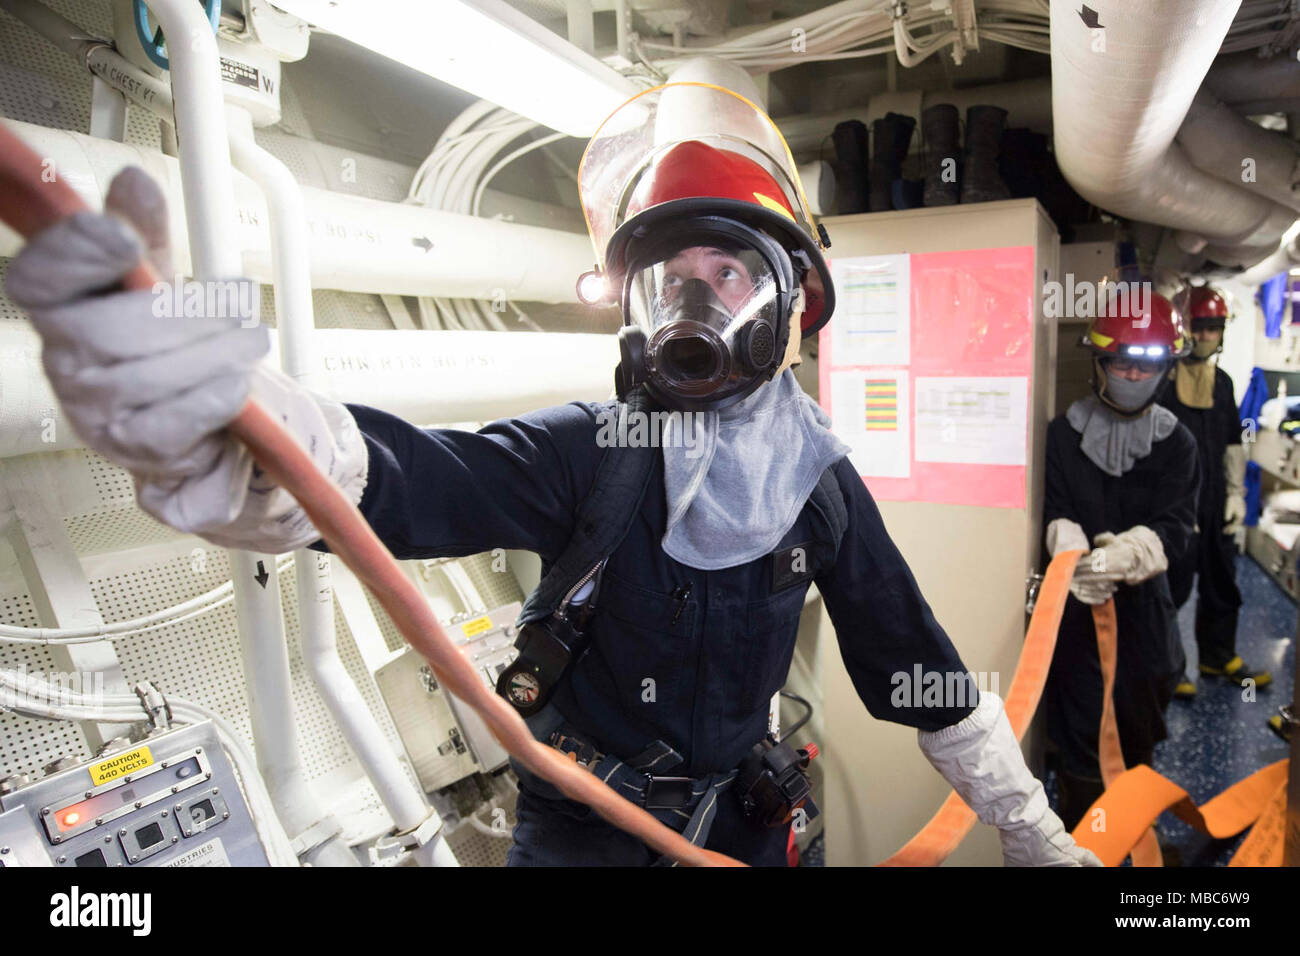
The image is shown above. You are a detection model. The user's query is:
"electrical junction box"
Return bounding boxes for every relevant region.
[375,603,520,793]
[0,720,267,868]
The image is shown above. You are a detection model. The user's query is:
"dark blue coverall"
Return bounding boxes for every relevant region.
[1159,366,1244,669]
[325,398,975,865]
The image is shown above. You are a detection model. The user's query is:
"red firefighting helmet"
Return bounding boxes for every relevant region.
[1084,288,1191,361]
[1187,285,1230,325]
[578,82,834,337]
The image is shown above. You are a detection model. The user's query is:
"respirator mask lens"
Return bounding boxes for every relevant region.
[622,228,789,410]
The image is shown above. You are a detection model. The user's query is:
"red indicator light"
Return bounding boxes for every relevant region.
[60,810,81,829]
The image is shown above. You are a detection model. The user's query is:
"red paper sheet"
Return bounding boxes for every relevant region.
[818,246,1036,508]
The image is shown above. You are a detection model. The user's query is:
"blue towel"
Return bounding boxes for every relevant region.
[1258,273,1288,339]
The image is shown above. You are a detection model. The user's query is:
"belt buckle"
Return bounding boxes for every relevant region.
[643,775,693,810]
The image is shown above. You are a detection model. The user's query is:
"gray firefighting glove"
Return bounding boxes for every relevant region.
[1046,517,1117,606]
[1090,526,1167,585]
[4,166,367,553]
[918,692,1102,867]
[1223,444,1247,539]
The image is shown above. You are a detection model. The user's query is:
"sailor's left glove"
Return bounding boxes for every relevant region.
[917,692,1102,867]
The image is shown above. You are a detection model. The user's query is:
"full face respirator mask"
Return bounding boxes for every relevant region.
[615,218,799,412]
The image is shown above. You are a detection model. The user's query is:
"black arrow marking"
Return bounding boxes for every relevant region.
[1079,5,1102,29]
[254,560,269,589]
[412,236,433,253]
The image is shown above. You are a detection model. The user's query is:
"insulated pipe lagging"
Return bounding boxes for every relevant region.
[1049,0,1294,248]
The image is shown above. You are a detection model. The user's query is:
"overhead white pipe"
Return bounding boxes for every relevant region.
[137,0,451,867]
[294,549,459,868]
[137,0,313,869]
[1049,0,1296,258]
[226,105,359,868]
[224,100,457,864]
[0,120,592,303]
[0,324,620,459]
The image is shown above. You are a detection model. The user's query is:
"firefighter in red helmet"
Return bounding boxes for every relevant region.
[1042,286,1200,831]
[1158,285,1271,696]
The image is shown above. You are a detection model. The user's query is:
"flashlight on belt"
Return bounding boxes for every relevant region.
[496,561,604,717]
[736,734,820,828]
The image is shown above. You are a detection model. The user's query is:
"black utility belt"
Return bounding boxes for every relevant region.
[547,731,820,829]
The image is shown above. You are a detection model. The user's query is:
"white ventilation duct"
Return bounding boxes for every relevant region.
[1178,90,1300,215]
[1050,0,1296,268]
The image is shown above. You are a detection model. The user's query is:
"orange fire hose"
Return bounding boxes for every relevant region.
[877,548,1085,865]
[0,122,741,868]
[1073,598,1288,867]
[878,546,1287,867]
[2,119,1285,869]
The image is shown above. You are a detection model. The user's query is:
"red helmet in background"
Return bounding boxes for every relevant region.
[1187,285,1230,326]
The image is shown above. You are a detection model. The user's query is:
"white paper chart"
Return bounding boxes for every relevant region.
[829,254,911,367]
[913,376,1028,466]
[829,368,911,478]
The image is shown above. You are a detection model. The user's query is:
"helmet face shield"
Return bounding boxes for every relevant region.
[579,82,834,338]
[619,220,794,411]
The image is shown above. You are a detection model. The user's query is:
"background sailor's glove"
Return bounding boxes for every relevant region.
[5,166,367,553]
[918,692,1102,867]
[1223,444,1247,541]
[1047,518,1117,605]
[1090,526,1167,585]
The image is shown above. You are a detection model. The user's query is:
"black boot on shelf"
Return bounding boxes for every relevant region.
[869,112,916,211]
[831,119,870,215]
[961,104,1012,204]
[922,103,960,207]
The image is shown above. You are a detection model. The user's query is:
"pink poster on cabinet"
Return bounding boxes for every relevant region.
[817,246,1035,508]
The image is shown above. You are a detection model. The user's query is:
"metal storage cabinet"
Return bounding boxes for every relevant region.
[812,198,1060,866]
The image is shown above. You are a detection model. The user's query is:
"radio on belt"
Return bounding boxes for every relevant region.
[0,720,267,867]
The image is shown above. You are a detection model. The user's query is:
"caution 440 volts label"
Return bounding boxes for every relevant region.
[88,746,153,786]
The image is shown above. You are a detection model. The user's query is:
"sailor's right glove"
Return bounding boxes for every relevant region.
[5,166,367,553]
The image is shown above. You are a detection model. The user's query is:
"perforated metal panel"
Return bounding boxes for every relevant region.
[0,0,162,149]
[256,284,397,332]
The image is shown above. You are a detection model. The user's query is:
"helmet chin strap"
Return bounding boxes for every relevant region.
[775,297,805,376]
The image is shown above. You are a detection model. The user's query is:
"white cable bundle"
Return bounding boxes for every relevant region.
[408,103,564,333]
[638,0,1053,66]
[0,556,294,644]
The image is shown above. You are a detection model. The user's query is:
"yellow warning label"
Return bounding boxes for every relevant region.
[461,616,493,638]
[89,746,153,786]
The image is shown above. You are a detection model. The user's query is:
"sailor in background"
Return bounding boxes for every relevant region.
[1159,285,1272,697]
[1043,293,1199,830]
